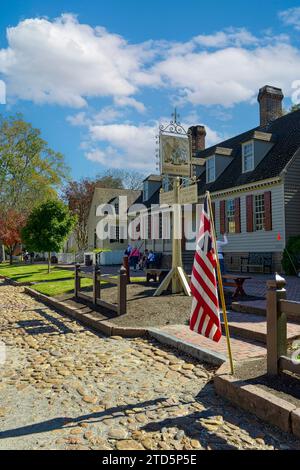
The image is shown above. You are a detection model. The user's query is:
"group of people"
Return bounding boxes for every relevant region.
[23,250,35,264]
[124,245,156,271]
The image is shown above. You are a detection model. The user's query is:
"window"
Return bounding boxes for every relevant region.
[242,141,254,173]
[254,194,265,231]
[206,156,216,183]
[109,225,120,243]
[226,200,235,233]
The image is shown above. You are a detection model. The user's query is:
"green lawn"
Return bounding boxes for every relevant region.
[0,262,146,297]
[33,278,93,296]
[0,263,74,283]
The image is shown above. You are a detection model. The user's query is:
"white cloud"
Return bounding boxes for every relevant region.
[0,13,150,108]
[87,123,157,170]
[279,7,300,30]
[73,111,223,170]
[193,28,259,48]
[153,42,300,106]
[1,16,300,111]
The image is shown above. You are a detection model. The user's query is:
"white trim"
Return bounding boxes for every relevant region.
[242,140,254,173]
[199,176,281,200]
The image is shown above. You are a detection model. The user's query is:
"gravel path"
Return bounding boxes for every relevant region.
[0,280,299,450]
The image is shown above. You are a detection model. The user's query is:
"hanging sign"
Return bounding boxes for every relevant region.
[160,134,190,176]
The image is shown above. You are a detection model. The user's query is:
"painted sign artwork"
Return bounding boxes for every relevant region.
[160,134,191,176]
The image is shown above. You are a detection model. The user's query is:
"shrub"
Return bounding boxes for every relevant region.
[282,236,300,275]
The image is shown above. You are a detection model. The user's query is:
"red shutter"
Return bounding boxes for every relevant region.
[264,191,272,231]
[234,198,241,233]
[246,195,254,232]
[220,200,226,234]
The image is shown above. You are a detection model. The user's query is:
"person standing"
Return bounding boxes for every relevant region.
[129,245,140,271]
[216,234,228,274]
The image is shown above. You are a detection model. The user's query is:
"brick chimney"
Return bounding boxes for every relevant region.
[189,125,206,156]
[258,85,284,127]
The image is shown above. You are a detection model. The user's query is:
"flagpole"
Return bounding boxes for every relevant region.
[206,191,234,375]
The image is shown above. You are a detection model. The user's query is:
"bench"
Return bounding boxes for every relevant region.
[145,253,169,283]
[222,274,251,298]
[240,252,272,274]
[145,268,169,283]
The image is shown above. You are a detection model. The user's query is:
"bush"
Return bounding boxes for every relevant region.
[282,236,300,275]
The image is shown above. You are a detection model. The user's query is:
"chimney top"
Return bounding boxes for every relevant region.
[257,85,284,127]
[189,125,206,156]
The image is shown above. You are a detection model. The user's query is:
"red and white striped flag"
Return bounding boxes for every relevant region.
[190,195,222,342]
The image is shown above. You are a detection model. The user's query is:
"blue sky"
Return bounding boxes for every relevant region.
[1,0,300,180]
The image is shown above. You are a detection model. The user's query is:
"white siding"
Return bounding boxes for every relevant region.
[213,183,285,253]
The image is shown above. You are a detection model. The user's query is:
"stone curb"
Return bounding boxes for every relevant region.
[214,361,300,437]
[2,274,228,366]
[24,287,147,338]
[148,328,226,366]
[0,275,33,287]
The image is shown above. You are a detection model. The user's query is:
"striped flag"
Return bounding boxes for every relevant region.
[190,195,222,342]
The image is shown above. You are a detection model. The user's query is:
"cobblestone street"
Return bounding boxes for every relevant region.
[0,280,299,450]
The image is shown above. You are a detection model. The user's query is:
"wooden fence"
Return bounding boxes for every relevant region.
[267,277,300,375]
[74,264,127,316]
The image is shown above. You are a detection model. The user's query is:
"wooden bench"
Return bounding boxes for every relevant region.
[222,274,251,298]
[145,268,169,283]
[241,252,272,274]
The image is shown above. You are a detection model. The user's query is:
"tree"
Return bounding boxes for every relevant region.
[22,200,76,273]
[290,104,300,113]
[63,178,97,252]
[100,169,145,190]
[0,209,27,264]
[0,114,69,214]
[63,173,127,252]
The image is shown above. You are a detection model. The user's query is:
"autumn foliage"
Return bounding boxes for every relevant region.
[0,210,27,264]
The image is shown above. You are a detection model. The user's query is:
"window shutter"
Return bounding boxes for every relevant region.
[246,195,254,232]
[264,191,272,231]
[211,201,216,224]
[220,200,226,234]
[234,198,241,233]
[148,214,152,239]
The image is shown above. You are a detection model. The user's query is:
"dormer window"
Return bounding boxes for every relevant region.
[242,141,254,173]
[206,156,216,183]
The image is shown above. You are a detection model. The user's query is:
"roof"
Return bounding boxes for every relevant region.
[128,187,161,214]
[143,174,162,183]
[196,109,300,194]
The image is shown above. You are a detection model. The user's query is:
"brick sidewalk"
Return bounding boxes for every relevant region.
[157,324,267,361]
[222,311,300,341]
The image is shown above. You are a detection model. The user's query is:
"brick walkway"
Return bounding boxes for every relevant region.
[222,311,300,342]
[157,325,267,361]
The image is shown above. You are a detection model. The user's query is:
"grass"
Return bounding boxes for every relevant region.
[0,262,146,297]
[0,263,74,283]
[33,278,93,296]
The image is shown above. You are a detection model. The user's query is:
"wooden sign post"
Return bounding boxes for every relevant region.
[154,177,191,297]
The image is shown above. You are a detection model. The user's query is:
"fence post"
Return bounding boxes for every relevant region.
[266,275,287,375]
[118,265,127,315]
[75,263,81,298]
[123,255,130,284]
[93,264,101,305]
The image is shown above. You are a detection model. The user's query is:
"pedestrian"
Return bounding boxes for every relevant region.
[139,249,149,270]
[129,245,140,271]
[146,250,156,269]
[124,244,132,257]
[216,234,228,274]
